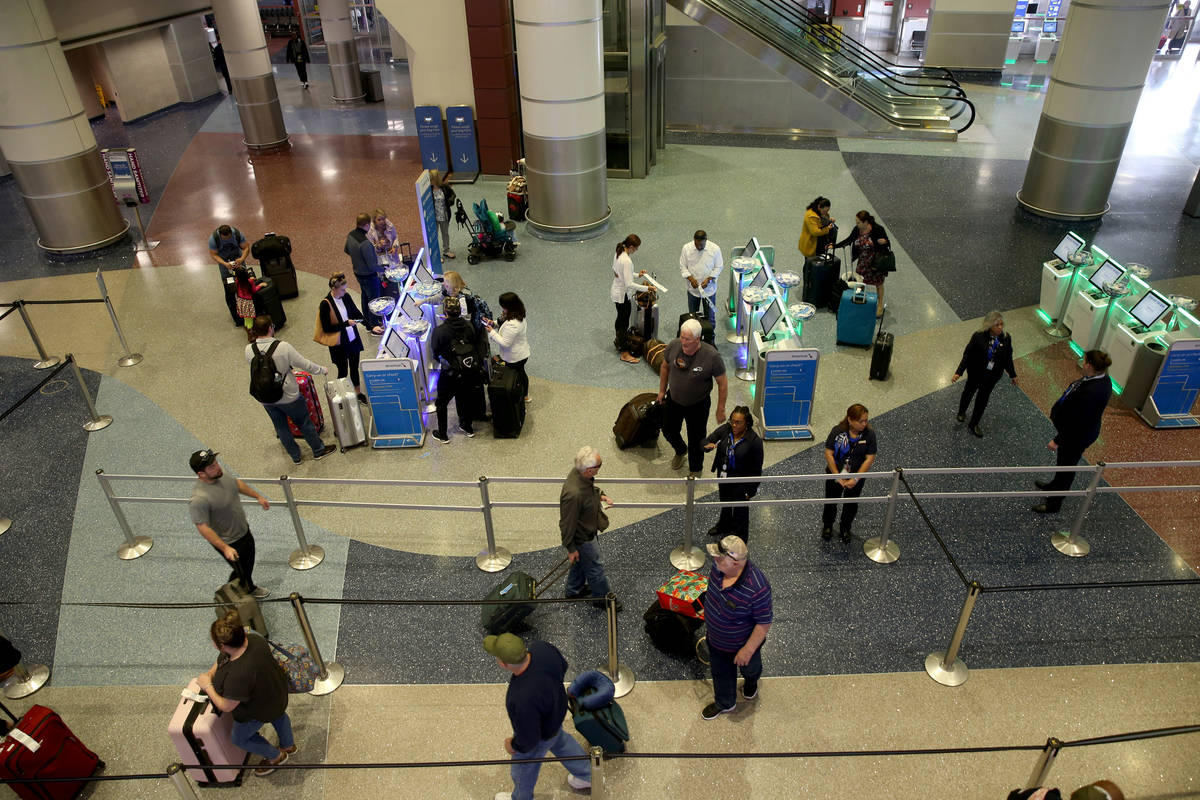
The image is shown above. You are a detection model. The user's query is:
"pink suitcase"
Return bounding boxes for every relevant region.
[286,370,325,438]
[167,680,249,785]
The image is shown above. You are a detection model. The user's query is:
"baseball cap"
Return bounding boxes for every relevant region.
[483,633,527,664]
[706,535,748,561]
[189,449,219,472]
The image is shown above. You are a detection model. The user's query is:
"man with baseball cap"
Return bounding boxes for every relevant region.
[188,449,272,598]
[484,633,591,800]
[701,535,773,720]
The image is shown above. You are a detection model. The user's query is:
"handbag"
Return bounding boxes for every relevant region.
[875,248,896,273]
[313,301,341,347]
[267,640,322,693]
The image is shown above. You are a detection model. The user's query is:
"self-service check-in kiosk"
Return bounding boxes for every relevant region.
[1038,231,1087,329]
[1064,257,1129,351]
[1107,289,1174,401]
[1035,18,1059,60]
[1138,300,1200,429]
[1006,20,1025,61]
[727,239,773,342]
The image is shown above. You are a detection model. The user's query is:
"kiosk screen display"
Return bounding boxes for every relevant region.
[743,237,760,264]
[1129,291,1171,329]
[1052,232,1085,263]
[1012,20,1026,32]
[759,299,783,339]
[1042,19,1058,33]
[1087,260,1124,294]
[748,264,771,291]
[1026,2,1039,14]
[1015,0,1028,15]
[380,327,410,359]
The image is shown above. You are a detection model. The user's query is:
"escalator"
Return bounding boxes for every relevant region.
[668,0,974,139]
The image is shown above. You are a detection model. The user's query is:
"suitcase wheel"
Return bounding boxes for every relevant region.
[504,252,515,262]
[468,253,480,265]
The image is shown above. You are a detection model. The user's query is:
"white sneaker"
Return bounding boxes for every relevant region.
[494,793,512,800]
[567,773,591,790]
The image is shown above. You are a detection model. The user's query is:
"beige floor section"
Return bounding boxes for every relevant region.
[4,663,1197,799]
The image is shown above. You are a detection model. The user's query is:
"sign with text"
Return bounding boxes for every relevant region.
[415,170,442,275]
[414,105,447,172]
[1140,338,1200,428]
[759,348,819,440]
[445,105,479,176]
[101,148,149,204]
[362,358,425,447]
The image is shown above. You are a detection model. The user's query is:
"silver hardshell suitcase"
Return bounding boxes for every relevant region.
[325,377,367,451]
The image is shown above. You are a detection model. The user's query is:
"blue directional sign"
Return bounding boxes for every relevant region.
[445,105,479,177]
[414,105,447,172]
[361,358,425,447]
[415,170,442,275]
[760,348,819,440]
[1140,338,1200,428]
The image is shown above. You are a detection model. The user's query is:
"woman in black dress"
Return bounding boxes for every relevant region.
[952,310,1018,437]
[703,405,764,541]
[318,272,367,404]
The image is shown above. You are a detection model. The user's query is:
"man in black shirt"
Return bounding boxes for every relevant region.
[429,296,481,443]
[345,212,385,329]
[485,633,591,800]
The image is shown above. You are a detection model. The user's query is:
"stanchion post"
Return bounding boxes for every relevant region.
[96,469,153,559]
[0,629,50,700]
[288,593,344,695]
[96,269,143,367]
[924,580,982,687]
[167,762,202,799]
[589,746,606,800]
[599,593,635,698]
[475,476,513,573]
[279,476,324,570]
[15,300,60,369]
[1025,737,1063,790]
[670,475,704,570]
[66,354,112,431]
[865,468,902,564]
[1051,463,1103,558]
[0,517,10,536]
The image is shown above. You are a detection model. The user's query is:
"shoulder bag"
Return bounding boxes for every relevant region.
[314,300,341,347]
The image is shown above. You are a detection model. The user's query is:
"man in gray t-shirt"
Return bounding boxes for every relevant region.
[657,319,729,476]
[189,449,272,598]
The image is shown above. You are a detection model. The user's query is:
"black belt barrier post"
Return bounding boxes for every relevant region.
[67,354,113,431]
[0,627,50,700]
[289,593,344,695]
[590,746,606,799]
[865,468,902,564]
[924,581,982,687]
[279,475,325,570]
[95,269,143,367]
[1024,737,1062,791]
[0,516,9,536]
[95,469,154,560]
[1050,463,1104,558]
[670,475,704,570]
[167,762,201,799]
[601,593,635,699]
[14,300,60,369]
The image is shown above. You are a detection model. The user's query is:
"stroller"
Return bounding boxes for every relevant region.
[456,198,518,264]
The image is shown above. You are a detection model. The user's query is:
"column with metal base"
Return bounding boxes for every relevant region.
[1051,462,1104,557]
[279,476,324,569]
[476,476,513,572]
[289,593,344,695]
[96,469,153,559]
[670,475,705,570]
[211,0,289,148]
[924,581,981,687]
[320,0,365,101]
[15,302,60,369]
[600,593,634,698]
[865,468,901,564]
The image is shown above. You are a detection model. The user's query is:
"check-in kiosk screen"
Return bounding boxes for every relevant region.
[1087,260,1124,293]
[1012,20,1026,33]
[1025,2,1039,14]
[759,299,783,339]
[743,237,760,264]
[1052,232,1085,263]
[1129,291,1170,329]
[1015,0,1028,15]
[1042,19,1058,33]
[748,264,771,291]
[381,328,410,359]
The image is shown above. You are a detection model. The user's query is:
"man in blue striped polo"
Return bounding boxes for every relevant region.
[701,535,773,720]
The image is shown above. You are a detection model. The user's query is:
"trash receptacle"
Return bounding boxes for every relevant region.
[361,70,383,103]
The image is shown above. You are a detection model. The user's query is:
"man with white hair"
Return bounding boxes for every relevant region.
[658,319,728,477]
[559,446,621,612]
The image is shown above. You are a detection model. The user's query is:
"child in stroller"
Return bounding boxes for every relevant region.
[455,198,518,265]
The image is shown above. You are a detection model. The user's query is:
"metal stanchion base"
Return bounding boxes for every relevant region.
[725,329,747,344]
[309,662,344,696]
[290,544,326,570]
[924,651,968,687]
[0,517,10,536]
[135,240,160,252]
[864,536,900,564]
[34,358,61,370]
[3,664,49,699]
[1050,531,1090,557]
[117,353,144,367]
[670,545,706,570]
[117,535,153,560]
[601,663,635,699]
[83,415,113,432]
[1043,322,1070,339]
[735,368,755,382]
[476,547,513,572]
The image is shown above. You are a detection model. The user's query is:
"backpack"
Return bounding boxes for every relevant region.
[469,292,493,332]
[249,341,285,403]
[449,332,485,385]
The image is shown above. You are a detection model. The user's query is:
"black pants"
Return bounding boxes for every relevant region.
[662,396,710,473]
[614,299,632,338]
[332,345,362,390]
[823,473,866,532]
[294,62,308,83]
[958,372,1001,428]
[219,530,257,592]
[435,370,476,435]
[1042,440,1087,512]
[508,358,528,399]
[717,482,752,540]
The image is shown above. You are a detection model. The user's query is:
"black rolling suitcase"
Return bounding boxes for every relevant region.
[251,233,298,299]
[643,602,705,658]
[481,558,570,634]
[253,276,287,330]
[802,253,840,306]
[676,311,715,345]
[613,392,662,449]
[869,313,893,380]
[489,360,527,439]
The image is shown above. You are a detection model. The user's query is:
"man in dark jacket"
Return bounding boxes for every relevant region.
[285,33,309,88]
[429,296,480,442]
[1034,349,1113,513]
[345,213,384,330]
[559,446,621,611]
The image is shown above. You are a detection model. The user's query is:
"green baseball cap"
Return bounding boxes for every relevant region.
[483,633,527,664]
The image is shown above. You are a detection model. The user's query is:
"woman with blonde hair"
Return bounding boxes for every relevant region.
[367,208,400,268]
[430,169,457,259]
[951,310,1017,437]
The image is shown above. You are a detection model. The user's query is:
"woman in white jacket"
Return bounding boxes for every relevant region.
[610,233,650,363]
[485,292,531,403]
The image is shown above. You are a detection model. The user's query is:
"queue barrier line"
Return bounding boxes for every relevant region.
[0,354,112,433]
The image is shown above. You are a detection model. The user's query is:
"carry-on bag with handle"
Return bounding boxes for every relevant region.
[253,275,287,330]
[644,338,667,373]
[287,369,325,438]
[324,377,366,451]
[656,570,708,618]
[676,310,715,345]
[0,701,104,800]
[869,311,894,381]
[488,359,528,439]
[613,392,662,450]
[802,253,839,306]
[167,679,249,786]
[566,670,629,754]
[643,601,705,658]
[267,640,322,694]
[251,232,299,299]
[214,560,268,636]
[480,557,570,635]
[836,284,877,347]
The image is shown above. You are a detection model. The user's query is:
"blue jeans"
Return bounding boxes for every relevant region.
[509,727,590,800]
[355,272,383,328]
[709,643,763,711]
[231,712,293,760]
[564,539,611,599]
[687,292,716,325]
[264,396,325,461]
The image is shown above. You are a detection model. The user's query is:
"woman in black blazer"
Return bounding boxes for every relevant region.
[319,273,367,404]
[1034,350,1113,513]
[703,405,764,541]
[952,311,1018,437]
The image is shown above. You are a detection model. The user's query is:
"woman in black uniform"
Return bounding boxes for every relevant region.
[952,311,1018,437]
[703,405,764,541]
[822,403,877,543]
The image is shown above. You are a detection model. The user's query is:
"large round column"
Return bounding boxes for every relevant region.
[514,0,610,239]
[1017,0,1170,220]
[321,0,365,101]
[0,0,127,253]
[211,0,289,148]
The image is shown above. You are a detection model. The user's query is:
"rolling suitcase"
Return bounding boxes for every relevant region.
[488,360,527,439]
[253,276,287,330]
[480,558,570,635]
[836,284,877,347]
[633,301,658,341]
[644,338,667,373]
[566,671,629,754]
[325,377,367,451]
[287,370,325,438]
[214,567,268,636]
[251,233,298,299]
[167,680,249,786]
[677,311,715,345]
[613,392,662,449]
[802,253,839,306]
[0,702,104,800]
[869,313,894,381]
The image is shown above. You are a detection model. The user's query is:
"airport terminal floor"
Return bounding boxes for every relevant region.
[1,45,1199,800]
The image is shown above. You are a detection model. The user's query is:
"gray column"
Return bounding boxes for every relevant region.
[514,0,610,239]
[1018,0,1171,220]
[321,0,364,101]
[162,16,221,103]
[0,0,128,253]
[211,0,289,148]
[0,145,9,177]
[923,0,1014,72]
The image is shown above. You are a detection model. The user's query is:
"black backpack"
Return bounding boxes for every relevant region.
[449,335,485,385]
[249,341,285,402]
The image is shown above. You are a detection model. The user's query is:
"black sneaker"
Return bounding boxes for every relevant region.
[430,430,450,443]
[840,529,852,543]
[701,702,734,720]
[291,455,302,465]
[956,413,965,423]
[313,445,337,460]
[821,525,833,541]
[457,424,476,438]
[742,681,758,700]
[357,393,369,404]
[970,425,983,438]
[707,525,722,537]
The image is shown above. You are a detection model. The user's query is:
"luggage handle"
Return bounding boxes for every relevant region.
[534,556,571,598]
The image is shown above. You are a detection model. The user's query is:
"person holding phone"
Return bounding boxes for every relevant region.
[484,292,531,403]
[319,272,368,404]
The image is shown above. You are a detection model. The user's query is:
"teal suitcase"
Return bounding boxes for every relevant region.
[567,671,629,754]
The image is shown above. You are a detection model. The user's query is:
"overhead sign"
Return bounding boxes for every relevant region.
[414,105,447,172]
[758,348,819,440]
[415,170,442,275]
[362,358,426,447]
[445,105,479,177]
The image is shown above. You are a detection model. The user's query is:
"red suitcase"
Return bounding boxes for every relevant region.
[0,703,104,800]
[287,369,325,437]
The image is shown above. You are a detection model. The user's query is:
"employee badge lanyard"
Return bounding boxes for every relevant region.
[720,433,737,478]
[835,434,857,474]
[986,336,1000,371]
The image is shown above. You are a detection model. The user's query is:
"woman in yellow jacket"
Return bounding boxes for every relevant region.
[798,196,836,258]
